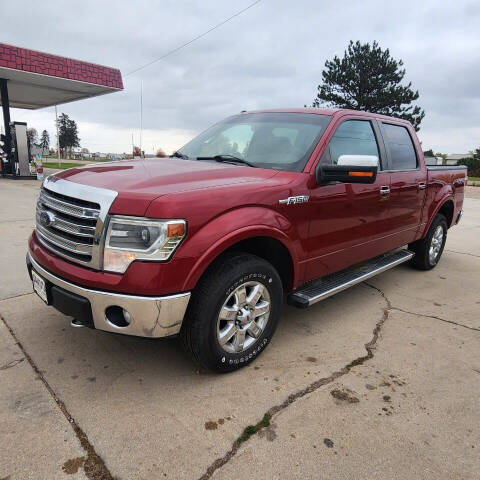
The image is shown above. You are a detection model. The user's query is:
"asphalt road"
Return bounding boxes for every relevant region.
[1,179,479,480]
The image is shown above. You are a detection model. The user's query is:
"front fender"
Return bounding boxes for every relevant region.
[176,207,300,291]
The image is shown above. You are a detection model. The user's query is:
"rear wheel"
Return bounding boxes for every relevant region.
[180,253,283,372]
[409,214,447,270]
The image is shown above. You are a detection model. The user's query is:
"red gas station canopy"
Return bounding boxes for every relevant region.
[0,43,123,109]
[0,43,123,178]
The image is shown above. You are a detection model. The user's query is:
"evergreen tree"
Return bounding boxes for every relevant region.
[39,130,50,155]
[56,113,80,157]
[311,41,425,130]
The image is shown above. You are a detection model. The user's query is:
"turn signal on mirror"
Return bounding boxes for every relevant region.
[348,171,374,177]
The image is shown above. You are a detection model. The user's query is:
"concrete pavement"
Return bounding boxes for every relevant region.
[0,178,478,479]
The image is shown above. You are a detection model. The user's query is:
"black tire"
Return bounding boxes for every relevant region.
[180,253,283,373]
[409,214,448,270]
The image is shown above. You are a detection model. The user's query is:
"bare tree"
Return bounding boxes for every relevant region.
[27,128,38,146]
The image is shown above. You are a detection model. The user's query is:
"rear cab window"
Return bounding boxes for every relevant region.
[382,123,418,170]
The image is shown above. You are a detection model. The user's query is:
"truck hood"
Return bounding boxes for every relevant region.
[54,158,279,216]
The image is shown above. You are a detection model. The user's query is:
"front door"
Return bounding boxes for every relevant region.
[304,117,393,281]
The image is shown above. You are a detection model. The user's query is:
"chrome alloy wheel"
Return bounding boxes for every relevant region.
[429,225,444,264]
[216,281,271,354]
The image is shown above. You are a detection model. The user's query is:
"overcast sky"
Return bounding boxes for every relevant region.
[3,0,480,154]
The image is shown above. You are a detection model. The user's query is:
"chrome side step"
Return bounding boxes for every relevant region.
[288,249,414,309]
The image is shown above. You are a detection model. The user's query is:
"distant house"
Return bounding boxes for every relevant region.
[72,149,93,159]
[424,156,443,166]
[107,153,126,160]
[445,153,473,165]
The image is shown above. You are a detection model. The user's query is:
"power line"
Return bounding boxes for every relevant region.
[125,0,262,76]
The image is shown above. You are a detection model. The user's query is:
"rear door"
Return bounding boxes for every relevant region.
[379,121,427,245]
[305,116,392,280]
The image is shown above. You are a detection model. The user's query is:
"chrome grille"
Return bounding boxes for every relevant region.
[39,189,100,220]
[35,177,118,269]
[36,188,99,264]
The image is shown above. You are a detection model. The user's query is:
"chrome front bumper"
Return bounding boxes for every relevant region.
[27,252,191,338]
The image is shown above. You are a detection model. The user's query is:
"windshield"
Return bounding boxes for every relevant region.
[178,112,331,172]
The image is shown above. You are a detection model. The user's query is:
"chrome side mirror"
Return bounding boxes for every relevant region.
[337,155,379,167]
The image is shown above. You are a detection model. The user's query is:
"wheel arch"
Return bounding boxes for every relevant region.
[437,199,455,227]
[181,227,298,293]
[421,197,455,238]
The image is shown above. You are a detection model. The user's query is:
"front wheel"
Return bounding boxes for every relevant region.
[180,253,283,372]
[409,213,447,270]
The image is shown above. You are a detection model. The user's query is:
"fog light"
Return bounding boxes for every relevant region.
[105,306,132,328]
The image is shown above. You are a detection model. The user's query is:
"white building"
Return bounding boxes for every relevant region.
[445,153,473,165]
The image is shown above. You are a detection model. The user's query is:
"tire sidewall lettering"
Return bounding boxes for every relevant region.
[227,338,269,365]
[224,273,268,298]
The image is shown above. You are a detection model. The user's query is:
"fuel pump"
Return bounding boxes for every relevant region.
[9,121,34,177]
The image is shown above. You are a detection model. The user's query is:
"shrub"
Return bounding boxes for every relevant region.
[458,157,480,177]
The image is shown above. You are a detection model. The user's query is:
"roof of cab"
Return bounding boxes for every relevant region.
[244,107,339,116]
[243,108,412,126]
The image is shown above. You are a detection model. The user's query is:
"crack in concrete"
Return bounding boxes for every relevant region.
[366,282,480,332]
[198,284,392,480]
[0,313,114,480]
[0,292,34,302]
[199,278,479,479]
[445,249,480,259]
[0,357,25,370]
[390,306,480,332]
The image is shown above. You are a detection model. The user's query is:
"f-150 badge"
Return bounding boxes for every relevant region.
[279,195,309,205]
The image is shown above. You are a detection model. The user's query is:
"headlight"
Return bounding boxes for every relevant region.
[103,216,186,273]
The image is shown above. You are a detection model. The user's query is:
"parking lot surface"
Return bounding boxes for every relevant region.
[1,179,479,480]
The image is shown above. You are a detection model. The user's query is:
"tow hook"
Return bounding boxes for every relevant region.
[71,318,85,328]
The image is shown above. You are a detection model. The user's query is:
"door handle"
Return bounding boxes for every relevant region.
[418,182,427,190]
[380,186,390,195]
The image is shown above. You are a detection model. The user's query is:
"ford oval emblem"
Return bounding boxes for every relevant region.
[40,211,56,227]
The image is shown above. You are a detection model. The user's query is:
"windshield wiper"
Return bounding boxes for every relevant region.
[170,151,189,159]
[196,155,256,168]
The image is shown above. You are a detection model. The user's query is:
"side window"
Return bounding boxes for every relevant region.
[328,120,380,165]
[382,123,417,170]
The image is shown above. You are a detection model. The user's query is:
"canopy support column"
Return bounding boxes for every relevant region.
[0,78,13,174]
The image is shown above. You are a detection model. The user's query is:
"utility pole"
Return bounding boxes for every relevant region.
[55,105,61,167]
[140,80,143,158]
[131,132,134,158]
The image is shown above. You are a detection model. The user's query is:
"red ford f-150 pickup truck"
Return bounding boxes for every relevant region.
[27,109,466,372]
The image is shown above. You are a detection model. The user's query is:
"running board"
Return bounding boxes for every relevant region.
[288,249,414,309]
